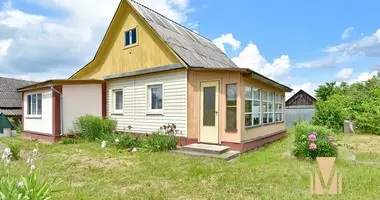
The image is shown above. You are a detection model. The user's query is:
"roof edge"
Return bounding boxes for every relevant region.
[104,63,184,80]
[17,79,105,92]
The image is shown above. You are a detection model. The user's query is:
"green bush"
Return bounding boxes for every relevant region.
[0,172,59,199]
[76,115,117,141]
[143,133,177,152]
[292,121,338,160]
[9,144,20,160]
[61,138,77,145]
[112,134,141,149]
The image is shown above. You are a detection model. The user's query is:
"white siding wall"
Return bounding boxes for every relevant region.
[23,90,53,134]
[62,84,103,135]
[107,70,187,136]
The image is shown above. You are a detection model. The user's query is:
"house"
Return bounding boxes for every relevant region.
[0,77,35,121]
[18,0,292,151]
[285,89,317,127]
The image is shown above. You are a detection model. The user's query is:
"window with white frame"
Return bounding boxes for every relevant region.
[112,89,123,114]
[27,93,42,116]
[275,93,284,122]
[245,86,261,127]
[148,84,163,114]
[262,91,274,124]
[125,28,137,47]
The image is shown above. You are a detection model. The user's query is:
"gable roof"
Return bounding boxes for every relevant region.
[285,89,316,106]
[0,77,35,115]
[70,0,238,79]
[129,0,239,69]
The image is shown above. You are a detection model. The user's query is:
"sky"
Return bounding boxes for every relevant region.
[1,0,380,98]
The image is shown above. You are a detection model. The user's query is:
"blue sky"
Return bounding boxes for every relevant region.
[0,0,379,97]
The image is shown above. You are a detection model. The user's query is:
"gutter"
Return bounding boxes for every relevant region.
[51,85,64,137]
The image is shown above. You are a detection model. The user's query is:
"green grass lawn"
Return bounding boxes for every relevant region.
[1,131,380,199]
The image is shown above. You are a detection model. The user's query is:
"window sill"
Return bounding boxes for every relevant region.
[263,122,276,126]
[26,116,42,119]
[225,128,238,133]
[124,43,138,50]
[275,121,284,124]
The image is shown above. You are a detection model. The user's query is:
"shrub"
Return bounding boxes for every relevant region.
[61,138,77,145]
[113,134,141,149]
[9,144,20,161]
[143,133,177,151]
[76,115,117,141]
[293,121,338,160]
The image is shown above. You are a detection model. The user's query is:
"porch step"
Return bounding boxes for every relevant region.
[170,144,240,161]
[181,143,230,155]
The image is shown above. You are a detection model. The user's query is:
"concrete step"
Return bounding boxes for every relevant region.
[170,148,240,161]
[181,143,230,155]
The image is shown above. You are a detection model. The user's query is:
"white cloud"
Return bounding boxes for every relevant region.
[213,33,241,53]
[326,29,380,57]
[295,56,337,68]
[231,42,290,80]
[0,39,12,58]
[0,0,194,81]
[286,82,317,100]
[335,68,353,81]
[341,27,354,40]
[351,71,378,83]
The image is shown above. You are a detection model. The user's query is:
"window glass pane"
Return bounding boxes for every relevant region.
[279,103,283,111]
[263,91,267,101]
[245,87,252,99]
[37,93,42,115]
[268,103,273,112]
[131,28,137,44]
[151,86,162,110]
[263,114,268,124]
[227,107,236,129]
[27,95,31,115]
[254,113,260,125]
[31,94,36,115]
[253,100,260,113]
[115,91,123,110]
[203,87,215,126]
[226,84,237,106]
[253,88,260,100]
[125,31,130,46]
[262,102,268,112]
[245,100,252,112]
[269,113,273,123]
[245,114,252,127]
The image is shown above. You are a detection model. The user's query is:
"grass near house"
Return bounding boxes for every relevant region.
[1,131,380,199]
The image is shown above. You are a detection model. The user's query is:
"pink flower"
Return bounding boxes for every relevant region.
[332,142,337,147]
[311,132,317,135]
[328,136,333,141]
[308,134,316,141]
[309,143,317,151]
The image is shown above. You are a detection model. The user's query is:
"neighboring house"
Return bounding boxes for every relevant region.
[285,90,317,127]
[18,0,292,151]
[0,77,35,121]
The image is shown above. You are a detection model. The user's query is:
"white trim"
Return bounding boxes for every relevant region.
[146,83,164,115]
[262,90,275,125]
[244,86,262,128]
[112,89,124,114]
[26,92,42,117]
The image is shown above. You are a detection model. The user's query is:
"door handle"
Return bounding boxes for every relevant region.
[215,111,218,114]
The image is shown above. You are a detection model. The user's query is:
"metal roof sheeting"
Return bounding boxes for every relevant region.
[130,0,239,69]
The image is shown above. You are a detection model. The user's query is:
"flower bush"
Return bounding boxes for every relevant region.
[0,145,60,199]
[292,121,338,160]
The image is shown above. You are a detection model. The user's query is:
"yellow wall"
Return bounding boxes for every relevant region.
[240,77,286,141]
[71,1,181,79]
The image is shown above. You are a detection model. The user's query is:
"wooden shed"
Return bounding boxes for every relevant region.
[285,90,317,126]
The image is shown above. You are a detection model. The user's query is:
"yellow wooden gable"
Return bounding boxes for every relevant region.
[70,0,184,80]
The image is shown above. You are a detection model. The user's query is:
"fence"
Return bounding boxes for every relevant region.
[285,106,315,127]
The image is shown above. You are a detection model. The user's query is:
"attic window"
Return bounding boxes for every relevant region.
[125,28,137,47]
